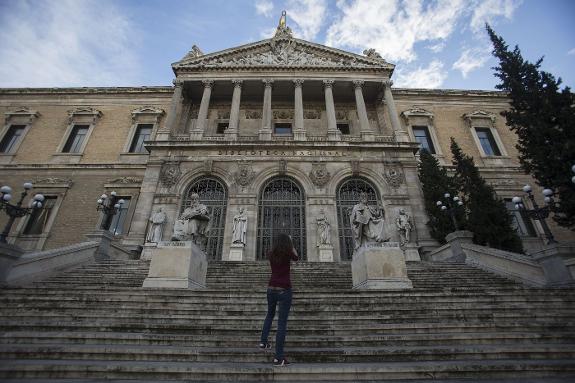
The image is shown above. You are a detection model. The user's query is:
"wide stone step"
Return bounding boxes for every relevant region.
[3,343,575,363]
[0,359,573,381]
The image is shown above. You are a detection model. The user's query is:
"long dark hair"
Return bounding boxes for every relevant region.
[268,233,294,264]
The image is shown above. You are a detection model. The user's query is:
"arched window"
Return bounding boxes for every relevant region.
[257,177,306,260]
[181,177,227,260]
[336,177,380,261]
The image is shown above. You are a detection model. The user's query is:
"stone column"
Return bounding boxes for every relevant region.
[293,79,306,141]
[259,79,274,140]
[383,79,409,142]
[191,80,214,140]
[323,80,341,141]
[353,80,375,141]
[160,79,184,139]
[226,79,242,140]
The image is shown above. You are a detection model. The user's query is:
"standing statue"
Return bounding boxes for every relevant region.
[349,192,389,250]
[395,208,413,246]
[231,207,248,246]
[316,209,332,246]
[146,207,167,243]
[172,193,211,250]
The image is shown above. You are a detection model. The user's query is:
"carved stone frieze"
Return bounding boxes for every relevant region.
[309,162,331,188]
[273,110,294,120]
[383,167,405,189]
[303,110,320,119]
[336,111,348,120]
[159,162,181,188]
[67,106,102,124]
[33,177,73,187]
[401,106,434,123]
[131,106,165,123]
[106,177,143,184]
[233,160,256,187]
[462,110,497,128]
[245,110,262,119]
[217,110,230,120]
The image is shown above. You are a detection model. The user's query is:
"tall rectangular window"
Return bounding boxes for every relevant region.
[107,197,131,235]
[129,124,152,153]
[274,123,292,135]
[505,199,536,237]
[62,125,89,153]
[0,125,26,153]
[413,126,436,154]
[23,196,57,235]
[475,128,501,156]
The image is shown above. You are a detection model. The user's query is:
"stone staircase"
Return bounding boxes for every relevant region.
[0,258,574,382]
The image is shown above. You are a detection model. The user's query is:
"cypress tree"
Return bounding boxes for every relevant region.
[417,149,462,244]
[487,25,575,229]
[450,138,524,253]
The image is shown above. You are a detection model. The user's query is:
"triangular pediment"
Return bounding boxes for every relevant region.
[173,37,394,73]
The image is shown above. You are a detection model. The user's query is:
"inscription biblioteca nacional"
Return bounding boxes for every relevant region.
[216,149,349,157]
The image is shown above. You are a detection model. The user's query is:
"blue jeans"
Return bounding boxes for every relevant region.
[260,288,293,360]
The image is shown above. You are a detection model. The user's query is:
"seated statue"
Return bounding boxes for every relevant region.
[172,193,210,251]
[350,192,389,250]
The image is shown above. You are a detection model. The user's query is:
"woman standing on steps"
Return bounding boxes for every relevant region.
[259,233,299,367]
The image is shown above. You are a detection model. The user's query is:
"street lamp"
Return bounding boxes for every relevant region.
[437,192,464,231]
[96,191,125,231]
[0,182,44,243]
[512,184,557,245]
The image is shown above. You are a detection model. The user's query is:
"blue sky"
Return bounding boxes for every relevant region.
[0,0,573,90]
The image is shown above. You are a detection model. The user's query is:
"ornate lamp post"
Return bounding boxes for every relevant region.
[512,185,557,245]
[0,182,45,243]
[96,191,125,232]
[437,192,464,231]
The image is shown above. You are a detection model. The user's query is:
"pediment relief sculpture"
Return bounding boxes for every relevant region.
[273,110,294,120]
[462,110,497,127]
[4,107,40,124]
[131,106,165,123]
[401,106,434,122]
[67,107,102,124]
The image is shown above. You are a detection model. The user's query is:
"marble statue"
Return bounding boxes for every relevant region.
[395,208,413,246]
[231,207,248,246]
[172,193,210,250]
[146,207,166,243]
[316,209,332,246]
[350,192,389,250]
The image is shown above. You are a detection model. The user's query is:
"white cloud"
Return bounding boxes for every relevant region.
[0,0,140,87]
[255,0,274,17]
[287,0,327,41]
[427,42,446,53]
[325,0,466,63]
[394,60,447,88]
[453,47,491,77]
[469,0,522,32]
[568,48,575,56]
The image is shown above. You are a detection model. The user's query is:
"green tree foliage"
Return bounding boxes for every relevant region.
[417,149,462,244]
[450,138,524,253]
[487,24,575,229]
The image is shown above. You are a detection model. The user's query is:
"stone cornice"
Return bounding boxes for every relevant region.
[0,86,173,95]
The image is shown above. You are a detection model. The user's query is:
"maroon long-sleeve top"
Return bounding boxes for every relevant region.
[268,251,299,289]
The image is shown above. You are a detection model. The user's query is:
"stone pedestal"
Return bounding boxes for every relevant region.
[0,242,24,285]
[141,243,158,261]
[258,129,272,141]
[143,241,207,289]
[531,243,575,287]
[318,244,334,262]
[403,243,421,261]
[228,243,245,261]
[445,230,474,261]
[84,230,114,260]
[351,243,413,289]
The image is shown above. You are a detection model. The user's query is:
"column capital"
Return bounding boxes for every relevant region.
[353,80,365,89]
[323,79,335,88]
[262,79,274,87]
[293,79,304,87]
[202,79,214,88]
[173,79,184,87]
[383,79,393,88]
[231,79,243,88]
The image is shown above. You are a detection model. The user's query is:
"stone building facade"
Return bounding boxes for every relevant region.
[0,21,566,260]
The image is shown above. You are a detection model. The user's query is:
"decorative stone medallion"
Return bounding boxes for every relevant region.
[309,162,331,188]
[233,160,256,187]
[383,167,405,189]
[160,162,181,188]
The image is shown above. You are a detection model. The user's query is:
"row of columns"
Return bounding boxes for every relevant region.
[169,78,408,142]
